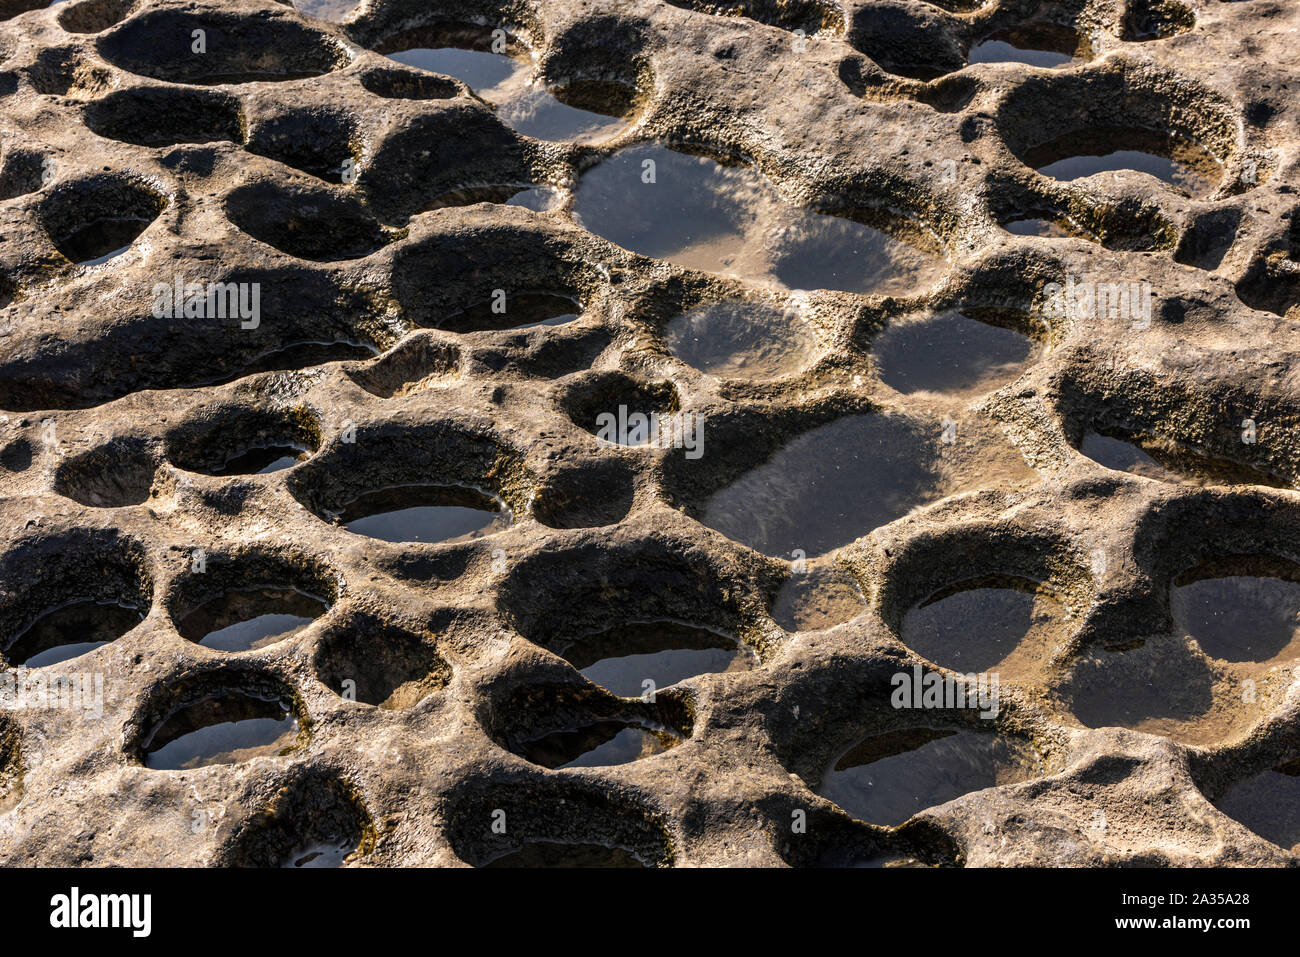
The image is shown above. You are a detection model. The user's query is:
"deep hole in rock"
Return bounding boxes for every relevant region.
[225,181,389,261]
[84,87,243,147]
[97,10,347,84]
[819,727,1044,826]
[314,615,448,709]
[336,484,512,544]
[39,175,165,264]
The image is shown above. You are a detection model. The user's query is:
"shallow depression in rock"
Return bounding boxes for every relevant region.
[556,620,755,697]
[177,586,329,652]
[664,300,818,381]
[700,413,1030,558]
[1171,571,1300,664]
[819,727,1042,826]
[143,693,298,770]
[900,577,1065,678]
[573,144,947,294]
[871,310,1042,397]
[336,484,511,544]
[3,599,143,667]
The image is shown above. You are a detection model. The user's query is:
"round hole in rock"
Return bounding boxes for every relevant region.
[515,720,681,770]
[336,484,511,544]
[0,438,32,472]
[219,768,374,867]
[167,407,321,476]
[244,108,359,184]
[574,143,946,294]
[697,412,1032,558]
[97,10,347,84]
[377,22,529,93]
[141,690,301,769]
[420,183,559,212]
[2,598,143,667]
[819,727,1043,827]
[177,586,329,652]
[225,182,389,262]
[83,87,242,146]
[37,174,165,265]
[38,174,165,265]
[1077,428,1291,488]
[966,23,1091,69]
[532,459,635,529]
[556,619,756,698]
[662,0,843,34]
[0,149,46,201]
[871,309,1044,397]
[900,575,1066,679]
[359,65,458,100]
[1212,759,1300,854]
[1001,213,1082,239]
[562,374,679,446]
[1027,126,1221,199]
[57,0,134,34]
[53,439,157,507]
[1170,558,1300,664]
[664,300,818,381]
[1120,0,1194,41]
[314,619,448,709]
[435,291,581,333]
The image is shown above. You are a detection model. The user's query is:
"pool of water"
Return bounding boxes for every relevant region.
[557,620,754,697]
[871,309,1041,397]
[177,586,329,652]
[1171,573,1300,664]
[573,143,947,295]
[384,26,636,144]
[900,577,1064,679]
[1026,127,1221,198]
[819,727,1042,826]
[700,413,1033,557]
[1213,759,1300,853]
[209,444,312,476]
[664,300,818,381]
[3,599,144,667]
[143,693,298,769]
[337,484,511,544]
[515,721,679,769]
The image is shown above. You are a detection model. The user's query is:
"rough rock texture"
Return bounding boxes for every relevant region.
[0,0,1298,866]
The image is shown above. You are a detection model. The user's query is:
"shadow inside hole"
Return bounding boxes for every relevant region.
[1026,126,1221,199]
[1213,759,1300,854]
[483,842,651,868]
[1171,557,1300,664]
[336,484,511,544]
[820,727,1042,827]
[3,599,143,667]
[515,720,681,770]
[435,292,581,333]
[556,619,755,698]
[177,586,329,652]
[142,691,299,769]
[1078,428,1291,489]
[314,620,448,709]
[900,575,1065,678]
